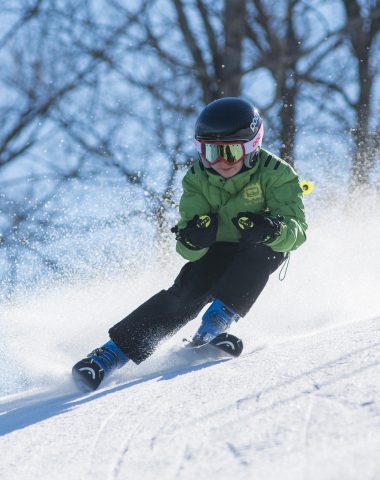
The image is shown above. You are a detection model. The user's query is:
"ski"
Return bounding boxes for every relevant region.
[72,358,105,392]
[184,332,243,358]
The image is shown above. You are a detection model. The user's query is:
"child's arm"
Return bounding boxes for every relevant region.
[263,161,308,252]
[175,169,213,261]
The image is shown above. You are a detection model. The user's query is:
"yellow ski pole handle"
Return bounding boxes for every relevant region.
[300,180,314,195]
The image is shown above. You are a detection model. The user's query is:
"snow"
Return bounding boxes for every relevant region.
[1,203,380,479]
[1,317,380,480]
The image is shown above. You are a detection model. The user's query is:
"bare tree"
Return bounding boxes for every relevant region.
[342,0,380,185]
[1,0,379,294]
[118,0,351,167]
[0,1,144,291]
[290,0,380,185]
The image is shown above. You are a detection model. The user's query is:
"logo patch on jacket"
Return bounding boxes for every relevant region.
[243,183,263,202]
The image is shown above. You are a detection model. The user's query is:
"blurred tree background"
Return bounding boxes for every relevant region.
[0,0,379,294]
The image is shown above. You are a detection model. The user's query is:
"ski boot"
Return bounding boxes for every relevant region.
[72,339,129,392]
[191,298,241,347]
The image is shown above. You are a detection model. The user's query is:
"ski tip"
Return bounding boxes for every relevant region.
[210,333,243,357]
[183,333,243,357]
[72,359,104,392]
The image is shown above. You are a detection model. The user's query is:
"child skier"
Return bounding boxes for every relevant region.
[72,97,307,391]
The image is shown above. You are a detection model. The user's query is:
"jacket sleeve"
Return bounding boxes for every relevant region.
[175,167,212,261]
[263,162,308,252]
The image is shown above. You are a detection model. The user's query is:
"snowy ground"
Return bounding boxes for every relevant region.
[1,202,380,479]
[1,316,380,480]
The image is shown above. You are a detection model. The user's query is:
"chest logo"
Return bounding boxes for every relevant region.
[243,183,262,202]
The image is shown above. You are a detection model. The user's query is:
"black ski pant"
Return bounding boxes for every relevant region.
[109,242,285,364]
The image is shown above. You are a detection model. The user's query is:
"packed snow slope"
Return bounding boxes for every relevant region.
[1,317,380,480]
[1,197,380,479]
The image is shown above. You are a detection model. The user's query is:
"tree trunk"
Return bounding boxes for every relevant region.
[279,73,297,166]
[352,54,372,185]
[220,0,246,97]
[278,4,298,165]
[343,0,380,186]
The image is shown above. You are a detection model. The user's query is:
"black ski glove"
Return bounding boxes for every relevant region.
[232,212,283,245]
[171,213,218,250]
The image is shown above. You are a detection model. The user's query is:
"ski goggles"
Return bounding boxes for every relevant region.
[195,123,264,165]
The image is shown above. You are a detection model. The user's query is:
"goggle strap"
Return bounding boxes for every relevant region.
[244,123,264,154]
[195,139,202,153]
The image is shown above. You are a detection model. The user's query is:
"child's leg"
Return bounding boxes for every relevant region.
[108,243,239,364]
[211,243,285,317]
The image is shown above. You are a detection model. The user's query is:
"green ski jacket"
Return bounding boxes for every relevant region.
[176,148,307,262]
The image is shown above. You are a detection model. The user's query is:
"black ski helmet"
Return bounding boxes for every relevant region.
[195,97,263,168]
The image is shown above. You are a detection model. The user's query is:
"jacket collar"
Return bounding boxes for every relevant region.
[205,158,259,195]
